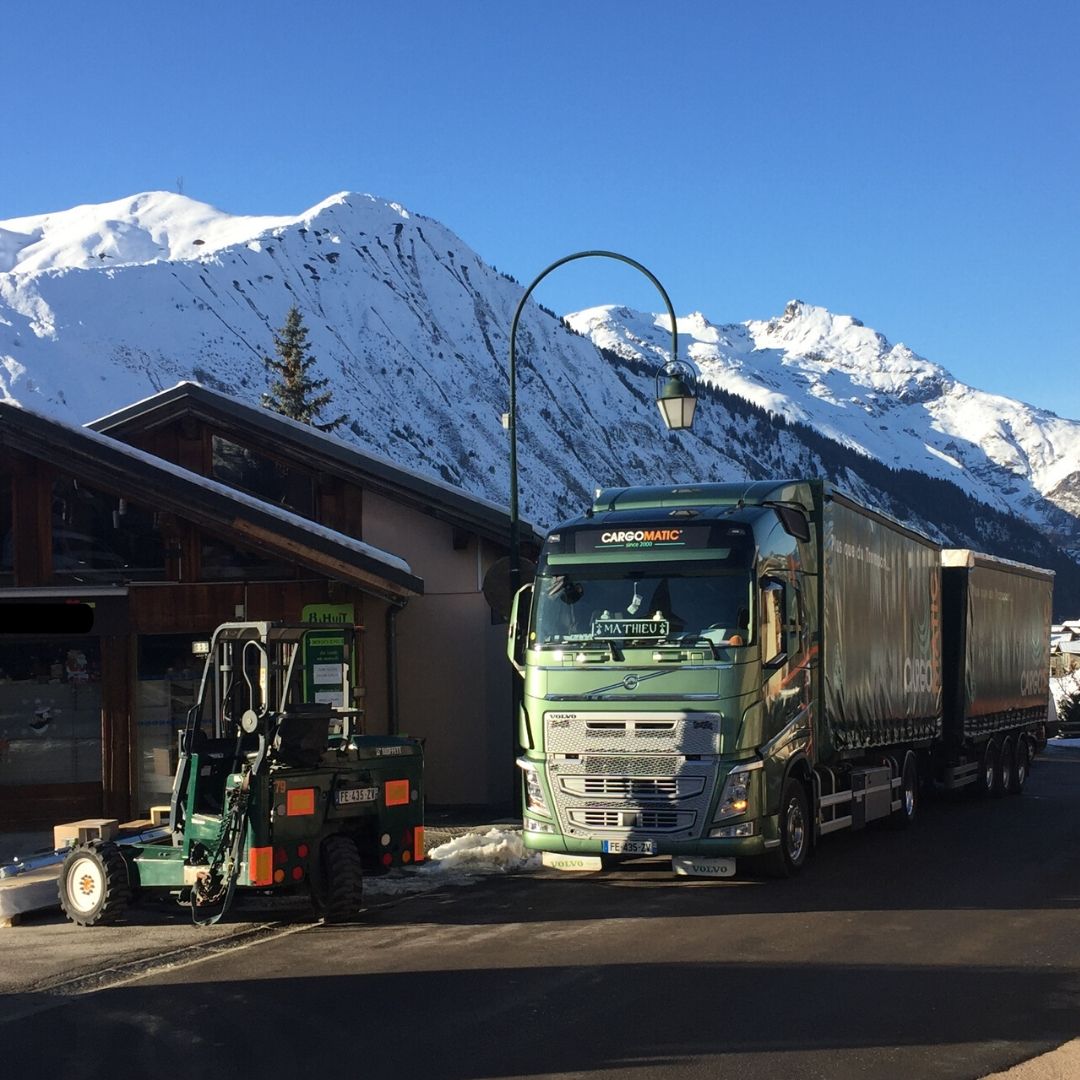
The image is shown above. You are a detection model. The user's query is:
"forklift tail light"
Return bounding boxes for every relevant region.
[413,826,425,863]
[385,779,410,806]
[249,846,273,886]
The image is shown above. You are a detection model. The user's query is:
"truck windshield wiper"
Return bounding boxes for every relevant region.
[543,638,623,661]
[673,636,722,660]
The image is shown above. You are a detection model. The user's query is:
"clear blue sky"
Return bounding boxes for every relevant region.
[6,1,1079,417]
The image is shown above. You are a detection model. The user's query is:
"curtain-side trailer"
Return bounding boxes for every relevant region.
[509,479,1052,878]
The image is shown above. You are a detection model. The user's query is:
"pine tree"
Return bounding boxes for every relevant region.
[261,306,345,432]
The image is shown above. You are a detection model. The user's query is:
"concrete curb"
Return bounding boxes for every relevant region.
[980,1041,1080,1080]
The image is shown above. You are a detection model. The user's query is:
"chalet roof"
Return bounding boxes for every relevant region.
[90,382,543,548]
[0,402,423,601]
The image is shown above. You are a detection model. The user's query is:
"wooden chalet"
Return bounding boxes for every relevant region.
[0,383,535,838]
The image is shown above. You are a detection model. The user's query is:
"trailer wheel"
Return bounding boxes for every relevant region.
[757,777,810,878]
[315,835,364,923]
[1009,737,1028,794]
[996,738,1013,797]
[976,740,998,798]
[58,840,131,927]
[887,752,919,829]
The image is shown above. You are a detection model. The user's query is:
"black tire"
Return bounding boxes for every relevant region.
[887,752,919,829]
[995,737,1012,797]
[315,835,364,923]
[1009,736,1028,794]
[976,739,997,798]
[757,777,810,878]
[58,840,131,927]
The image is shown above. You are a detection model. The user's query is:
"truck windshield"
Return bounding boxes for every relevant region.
[533,567,753,648]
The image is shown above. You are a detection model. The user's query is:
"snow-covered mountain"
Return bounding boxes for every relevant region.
[570,302,1080,553]
[1,190,1078,603]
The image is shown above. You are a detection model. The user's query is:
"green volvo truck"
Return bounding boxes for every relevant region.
[509,480,1052,877]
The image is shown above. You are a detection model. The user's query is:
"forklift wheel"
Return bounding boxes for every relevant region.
[59,840,131,927]
[315,835,364,923]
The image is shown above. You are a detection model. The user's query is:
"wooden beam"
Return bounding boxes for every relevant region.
[10,456,52,586]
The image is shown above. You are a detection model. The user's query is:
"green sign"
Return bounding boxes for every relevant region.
[302,604,355,706]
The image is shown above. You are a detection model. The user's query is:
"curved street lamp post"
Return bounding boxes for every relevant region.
[507,250,697,598]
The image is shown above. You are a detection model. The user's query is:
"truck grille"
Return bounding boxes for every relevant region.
[557,775,705,801]
[567,808,696,832]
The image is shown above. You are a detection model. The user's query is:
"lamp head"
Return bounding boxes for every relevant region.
[655,358,697,430]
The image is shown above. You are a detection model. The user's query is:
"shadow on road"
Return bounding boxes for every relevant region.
[360,747,1080,926]
[3,955,1078,1079]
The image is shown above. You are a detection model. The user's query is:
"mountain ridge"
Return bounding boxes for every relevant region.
[1,189,1078,609]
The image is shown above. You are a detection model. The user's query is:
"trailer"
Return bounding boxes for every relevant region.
[939,549,1053,794]
[508,480,1052,877]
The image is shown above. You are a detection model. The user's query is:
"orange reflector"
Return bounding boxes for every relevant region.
[384,779,410,807]
[249,846,273,886]
[286,787,316,815]
[274,869,286,884]
[401,850,411,863]
[413,826,425,863]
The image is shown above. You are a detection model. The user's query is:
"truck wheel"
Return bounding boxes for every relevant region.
[757,777,810,878]
[58,840,131,927]
[887,752,918,829]
[315,835,364,923]
[1008,737,1028,794]
[996,738,1013,797]
[976,740,997,798]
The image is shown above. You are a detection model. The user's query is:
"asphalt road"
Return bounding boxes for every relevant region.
[3,743,1079,1080]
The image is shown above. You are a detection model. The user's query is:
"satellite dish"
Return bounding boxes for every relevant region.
[483,557,537,620]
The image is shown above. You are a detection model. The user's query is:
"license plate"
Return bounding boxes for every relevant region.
[335,786,378,805]
[601,839,657,855]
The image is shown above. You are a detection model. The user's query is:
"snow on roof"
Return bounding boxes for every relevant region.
[91,380,537,535]
[1,399,413,578]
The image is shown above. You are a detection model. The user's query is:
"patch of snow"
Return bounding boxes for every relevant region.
[363,827,537,900]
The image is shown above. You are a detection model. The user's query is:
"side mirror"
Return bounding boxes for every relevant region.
[507,583,533,676]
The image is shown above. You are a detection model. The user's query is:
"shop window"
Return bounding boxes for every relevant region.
[211,435,315,519]
[52,477,165,583]
[0,639,102,788]
[132,635,202,816]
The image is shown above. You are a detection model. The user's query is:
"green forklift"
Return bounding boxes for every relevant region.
[58,622,424,926]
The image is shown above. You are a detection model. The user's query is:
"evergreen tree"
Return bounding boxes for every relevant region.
[261,306,345,432]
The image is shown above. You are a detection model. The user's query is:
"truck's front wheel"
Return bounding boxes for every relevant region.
[757,777,810,878]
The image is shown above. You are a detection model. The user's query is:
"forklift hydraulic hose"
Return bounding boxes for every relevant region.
[191,732,265,927]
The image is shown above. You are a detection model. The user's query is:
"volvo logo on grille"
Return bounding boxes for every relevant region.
[622,674,640,690]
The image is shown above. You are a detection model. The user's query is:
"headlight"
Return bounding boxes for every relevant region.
[516,757,551,817]
[713,766,754,822]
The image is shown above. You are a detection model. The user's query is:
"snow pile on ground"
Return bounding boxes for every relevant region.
[364,828,539,900]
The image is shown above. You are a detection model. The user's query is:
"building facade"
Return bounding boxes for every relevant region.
[0,387,535,832]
